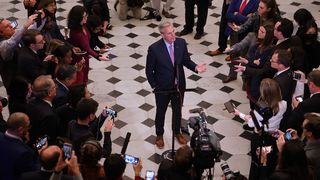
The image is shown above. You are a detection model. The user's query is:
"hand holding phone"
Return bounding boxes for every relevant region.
[224,101,235,113]
[145,170,155,180]
[293,72,302,80]
[35,135,48,149]
[295,96,303,102]
[124,154,139,165]
[284,131,292,141]
[62,143,72,160]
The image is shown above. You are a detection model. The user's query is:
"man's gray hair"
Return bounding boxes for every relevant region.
[32,75,54,99]
[158,21,173,33]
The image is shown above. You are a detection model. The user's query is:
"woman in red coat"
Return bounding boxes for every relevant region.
[67,5,109,84]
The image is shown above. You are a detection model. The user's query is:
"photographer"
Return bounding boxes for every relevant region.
[288,69,320,135]
[158,145,194,180]
[66,98,114,158]
[103,153,143,180]
[233,78,286,179]
[0,13,46,90]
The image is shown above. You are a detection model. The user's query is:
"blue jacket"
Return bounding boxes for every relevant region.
[225,0,259,36]
[0,133,39,180]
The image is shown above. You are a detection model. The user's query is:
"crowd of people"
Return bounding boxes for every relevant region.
[0,0,319,179]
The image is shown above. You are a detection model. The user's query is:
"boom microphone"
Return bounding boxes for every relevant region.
[121,132,131,155]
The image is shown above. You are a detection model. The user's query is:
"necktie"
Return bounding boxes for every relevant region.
[169,44,174,65]
[239,0,247,14]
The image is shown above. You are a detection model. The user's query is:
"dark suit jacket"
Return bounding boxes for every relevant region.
[288,93,320,135]
[27,98,60,145]
[273,69,296,130]
[0,133,38,180]
[20,170,72,180]
[146,38,197,91]
[17,47,45,82]
[52,79,69,108]
[225,0,259,35]
[274,69,296,106]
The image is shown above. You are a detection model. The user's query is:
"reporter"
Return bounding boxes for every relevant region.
[79,140,105,180]
[233,78,286,179]
[270,140,313,180]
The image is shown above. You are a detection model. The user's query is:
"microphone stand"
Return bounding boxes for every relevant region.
[155,63,196,161]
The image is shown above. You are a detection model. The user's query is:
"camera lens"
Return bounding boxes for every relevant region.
[220,162,234,180]
[0,97,8,107]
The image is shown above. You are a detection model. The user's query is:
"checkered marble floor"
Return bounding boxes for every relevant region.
[0,0,319,179]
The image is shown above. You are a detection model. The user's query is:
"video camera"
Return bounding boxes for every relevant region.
[182,108,222,169]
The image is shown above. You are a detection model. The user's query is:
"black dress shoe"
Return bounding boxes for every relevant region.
[179,29,192,36]
[243,124,254,131]
[153,10,162,21]
[140,11,155,20]
[222,76,237,83]
[194,32,204,40]
[162,9,173,18]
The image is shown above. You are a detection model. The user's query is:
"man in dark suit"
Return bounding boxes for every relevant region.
[178,0,212,39]
[27,75,60,145]
[288,70,320,135]
[270,49,296,130]
[0,112,39,180]
[17,29,47,82]
[53,65,77,108]
[146,22,206,149]
[20,145,73,180]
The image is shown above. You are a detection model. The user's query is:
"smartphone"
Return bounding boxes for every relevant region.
[106,48,113,51]
[263,146,273,154]
[145,170,155,180]
[10,20,18,29]
[35,135,48,149]
[62,143,72,160]
[284,131,292,141]
[74,51,87,55]
[124,154,139,165]
[293,72,301,80]
[295,96,303,102]
[36,11,42,27]
[224,101,235,113]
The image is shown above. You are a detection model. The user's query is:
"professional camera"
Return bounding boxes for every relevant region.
[220,162,240,180]
[0,97,8,107]
[183,108,222,169]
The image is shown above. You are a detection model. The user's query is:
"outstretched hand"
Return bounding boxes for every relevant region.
[196,63,206,73]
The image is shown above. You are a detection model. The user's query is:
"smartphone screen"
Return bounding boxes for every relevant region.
[284,132,292,141]
[146,170,155,180]
[63,143,72,160]
[263,146,272,153]
[35,136,47,149]
[296,96,303,102]
[10,20,18,29]
[293,72,301,80]
[124,154,139,165]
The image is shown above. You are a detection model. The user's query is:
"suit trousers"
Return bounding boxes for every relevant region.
[155,90,184,136]
[116,0,142,20]
[184,0,209,34]
[218,0,230,51]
